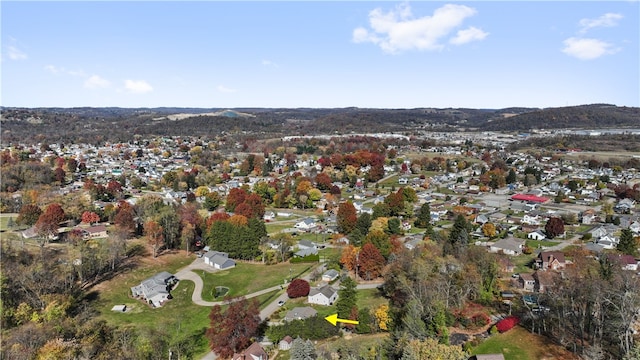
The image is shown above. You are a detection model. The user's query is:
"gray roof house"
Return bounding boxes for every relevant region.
[203,251,236,270]
[308,285,338,306]
[490,237,525,256]
[284,306,318,321]
[322,269,340,282]
[131,271,177,307]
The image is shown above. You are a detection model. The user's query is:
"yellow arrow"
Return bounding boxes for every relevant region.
[324,313,359,326]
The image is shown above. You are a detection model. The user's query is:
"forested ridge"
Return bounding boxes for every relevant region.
[2,104,638,145]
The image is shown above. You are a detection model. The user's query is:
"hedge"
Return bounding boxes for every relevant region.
[496,316,520,333]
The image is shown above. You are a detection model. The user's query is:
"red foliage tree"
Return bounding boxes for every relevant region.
[225,187,247,212]
[35,203,66,240]
[496,316,520,332]
[384,189,405,216]
[206,298,261,359]
[113,201,136,233]
[358,243,386,280]
[315,172,333,191]
[287,279,311,298]
[206,212,231,228]
[337,201,357,234]
[16,204,42,226]
[178,202,203,229]
[144,220,164,258]
[54,167,66,184]
[234,193,265,219]
[545,217,565,239]
[81,211,100,224]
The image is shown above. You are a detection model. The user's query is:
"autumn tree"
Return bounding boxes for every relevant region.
[315,172,332,191]
[35,203,66,241]
[204,191,222,211]
[545,217,565,239]
[81,211,100,225]
[340,245,359,272]
[113,201,136,234]
[374,304,391,331]
[481,222,497,238]
[287,279,311,298]
[358,243,385,280]
[144,220,164,258]
[206,297,261,359]
[225,188,247,212]
[337,201,357,234]
[16,204,42,226]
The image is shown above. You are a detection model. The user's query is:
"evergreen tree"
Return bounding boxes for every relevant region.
[506,168,517,184]
[355,212,372,237]
[444,215,471,257]
[348,228,364,247]
[617,228,638,256]
[414,203,433,235]
[336,277,357,319]
[355,307,373,334]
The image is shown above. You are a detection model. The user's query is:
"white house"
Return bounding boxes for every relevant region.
[527,230,546,241]
[322,269,340,282]
[294,218,317,231]
[203,251,236,270]
[308,285,338,306]
[131,271,177,307]
[490,237,525,256]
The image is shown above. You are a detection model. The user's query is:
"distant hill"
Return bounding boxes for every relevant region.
[482,104,640,131]
[1,104,638,145]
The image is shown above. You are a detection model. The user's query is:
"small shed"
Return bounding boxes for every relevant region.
[111,304,127,312]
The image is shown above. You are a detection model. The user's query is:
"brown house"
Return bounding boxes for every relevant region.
[535,251,566,271]
[232,342,267,360]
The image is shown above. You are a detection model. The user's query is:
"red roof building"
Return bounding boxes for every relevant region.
[511,194,549,203]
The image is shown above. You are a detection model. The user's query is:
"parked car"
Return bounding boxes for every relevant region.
[277,300,285,306]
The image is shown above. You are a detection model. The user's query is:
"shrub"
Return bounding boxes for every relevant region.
[287,279,310,298]
[489,325,498,335]
[495,316,519,333]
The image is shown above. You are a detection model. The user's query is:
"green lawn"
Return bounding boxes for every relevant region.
[525,239,560,249]
[200,262,314,301]
[356,288,388,311]
[471,326,577,360]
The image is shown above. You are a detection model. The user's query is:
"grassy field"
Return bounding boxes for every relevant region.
[471,326,579,360]
[356,288,388,310]
[525,239,560,249]
[199,262,313,301]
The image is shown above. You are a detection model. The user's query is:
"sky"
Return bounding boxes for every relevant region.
[2,1,639,109]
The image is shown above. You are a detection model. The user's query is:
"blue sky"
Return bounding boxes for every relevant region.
[2,1,638,109]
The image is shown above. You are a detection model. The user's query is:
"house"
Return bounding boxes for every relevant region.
[404,236,423,250]
[490,237,525,256]
[522,214,541,226]
[535,251,566,271]
[519,273,535,292]
[82,225,108,239]
[608,254,639,271]
[232,342,268,360]
[278,336,293,351]
[308,285,338,306]
[130,271,177,307]
[203,251,236,270]
[533,271,555,293]
[630,221,640,235]
[284,306,318,321]
[294,218,317,231]
[527,230,546,241]
[322,269,339,282]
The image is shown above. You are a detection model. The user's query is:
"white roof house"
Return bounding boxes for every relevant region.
[308,285,338,306]
[203,251,236,270]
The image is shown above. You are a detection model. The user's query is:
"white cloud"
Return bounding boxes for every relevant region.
[8,45,28,60]
[124,79,153,94]
[450,26,489,45]
[217,85,237,93]
[579,13,623,34]
[352,3,486,54]
[562,37,618,60]
[262,59,279,68]
[84,75,111,89]
[44,65,85,77]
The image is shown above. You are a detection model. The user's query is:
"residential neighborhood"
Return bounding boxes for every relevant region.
[2,127,640,360]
